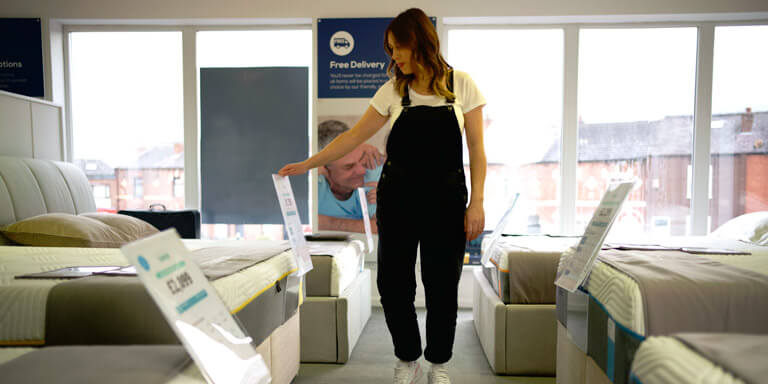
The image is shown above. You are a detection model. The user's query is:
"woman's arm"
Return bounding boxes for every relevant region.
[278,106,388,176]
[464,105,487,241]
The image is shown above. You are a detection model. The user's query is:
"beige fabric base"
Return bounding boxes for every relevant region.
[271,311,300,384]
[0,313,299,384]
[472,268,557,375]
[556,321,585,384]
[585,355,613,384]
[300,269,372,363]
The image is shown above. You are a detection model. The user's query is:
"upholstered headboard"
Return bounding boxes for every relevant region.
[0,156,97,226]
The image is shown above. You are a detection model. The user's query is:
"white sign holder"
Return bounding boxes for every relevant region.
[121,230,271,384]
[272,174,313,276]
[555,180,637,292]
[357,187,375,254]
[481,193,520,267]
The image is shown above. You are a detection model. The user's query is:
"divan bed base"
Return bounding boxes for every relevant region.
[299,269,371,363]
[472,268,557,375]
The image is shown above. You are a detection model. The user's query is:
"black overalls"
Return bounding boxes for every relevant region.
[376,72,468,364]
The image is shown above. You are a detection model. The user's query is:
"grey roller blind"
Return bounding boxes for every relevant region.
[200,67,309,224]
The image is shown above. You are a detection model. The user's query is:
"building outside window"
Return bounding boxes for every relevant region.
[576,27,698,236]
[708,25,768,232]
[69,31,185,211]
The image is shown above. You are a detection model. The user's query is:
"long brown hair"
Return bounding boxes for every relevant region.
[384,8,454,100]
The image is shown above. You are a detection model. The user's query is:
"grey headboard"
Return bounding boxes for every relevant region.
[0,156,97,226]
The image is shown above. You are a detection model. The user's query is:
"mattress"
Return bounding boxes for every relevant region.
[306,240,365,297]
[585,236,768,335]
[0,240,297,345]
[631,336,744,384]
[482,235,578,304]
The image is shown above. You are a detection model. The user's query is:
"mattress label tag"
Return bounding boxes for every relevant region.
[121,230,271,384]
[273,174,313,276]
[555,180,637,292]
[357,187,375,254]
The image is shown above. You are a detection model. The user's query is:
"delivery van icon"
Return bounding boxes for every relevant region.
[333,37,350,48]
[330,31,354,56]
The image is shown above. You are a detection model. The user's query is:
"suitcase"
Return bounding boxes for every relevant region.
[118,205,201,239]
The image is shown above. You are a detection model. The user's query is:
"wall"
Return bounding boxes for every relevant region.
[1,0,767,19]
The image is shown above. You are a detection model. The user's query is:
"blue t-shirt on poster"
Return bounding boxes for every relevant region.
[318,165,382,219]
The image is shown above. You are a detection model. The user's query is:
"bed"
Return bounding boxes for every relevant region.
[556,233,768,384]
[630,333,768,384]
[472,234,579,375]
[0,343,286,384]
[0,155,301,384]
[300,239,372,363]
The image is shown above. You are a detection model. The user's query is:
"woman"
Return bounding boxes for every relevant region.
[279,8,486,384]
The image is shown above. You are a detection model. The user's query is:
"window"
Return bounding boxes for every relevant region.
[69,31,184,211]
[447,29,564,235]
[173,173,184,198]
[197,30,312,241]
[577,28,698,236]
[709,25,768,231]
[134,177,143,198]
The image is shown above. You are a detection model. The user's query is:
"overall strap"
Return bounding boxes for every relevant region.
[401,83,411,107]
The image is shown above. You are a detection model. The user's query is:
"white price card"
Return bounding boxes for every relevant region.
[481,193,520,267]
[555,180,637,292]
[121,230,271,384]
[272,174,313,276]
[357,187,375,254]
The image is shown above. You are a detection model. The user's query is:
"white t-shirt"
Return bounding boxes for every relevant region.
[369,70,486,138]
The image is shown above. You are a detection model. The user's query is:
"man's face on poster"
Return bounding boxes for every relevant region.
[325,146,367,192]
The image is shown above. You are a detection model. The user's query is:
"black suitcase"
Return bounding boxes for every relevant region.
[119,205,201,239]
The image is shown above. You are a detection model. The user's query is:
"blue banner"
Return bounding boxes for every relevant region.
[0,18,44,97]
[318,18,393,98]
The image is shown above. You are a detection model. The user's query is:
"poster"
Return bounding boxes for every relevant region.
[316,114,386,234]
[317,18,393,99]
[0,18,44,97]
[315,17,434,235]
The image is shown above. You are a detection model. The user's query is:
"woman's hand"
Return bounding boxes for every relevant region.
[278,161,310,177]
[464,202,485,241]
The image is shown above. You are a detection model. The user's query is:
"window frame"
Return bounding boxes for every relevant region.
[442,17,768,235]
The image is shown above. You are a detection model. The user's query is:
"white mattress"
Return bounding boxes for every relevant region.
[0,240,296,345]
[309,240,365,297]
[585,236,768,335]
[330,240,364,297]
[631,336,744,384]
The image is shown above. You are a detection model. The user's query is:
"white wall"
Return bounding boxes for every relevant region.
[1,0,767,19]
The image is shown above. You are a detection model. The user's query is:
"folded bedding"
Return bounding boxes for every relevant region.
[631,333,768,384]
[0,239,297,346]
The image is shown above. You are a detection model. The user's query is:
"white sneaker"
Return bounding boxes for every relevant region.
[394,360,423,384]
[427,363,450,384]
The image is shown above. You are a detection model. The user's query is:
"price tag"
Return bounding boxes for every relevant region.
[121,230,271,384]
[357,187,375,254]
[555,180,636,292]
[272,174,313,276]
[481,193,520,267]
